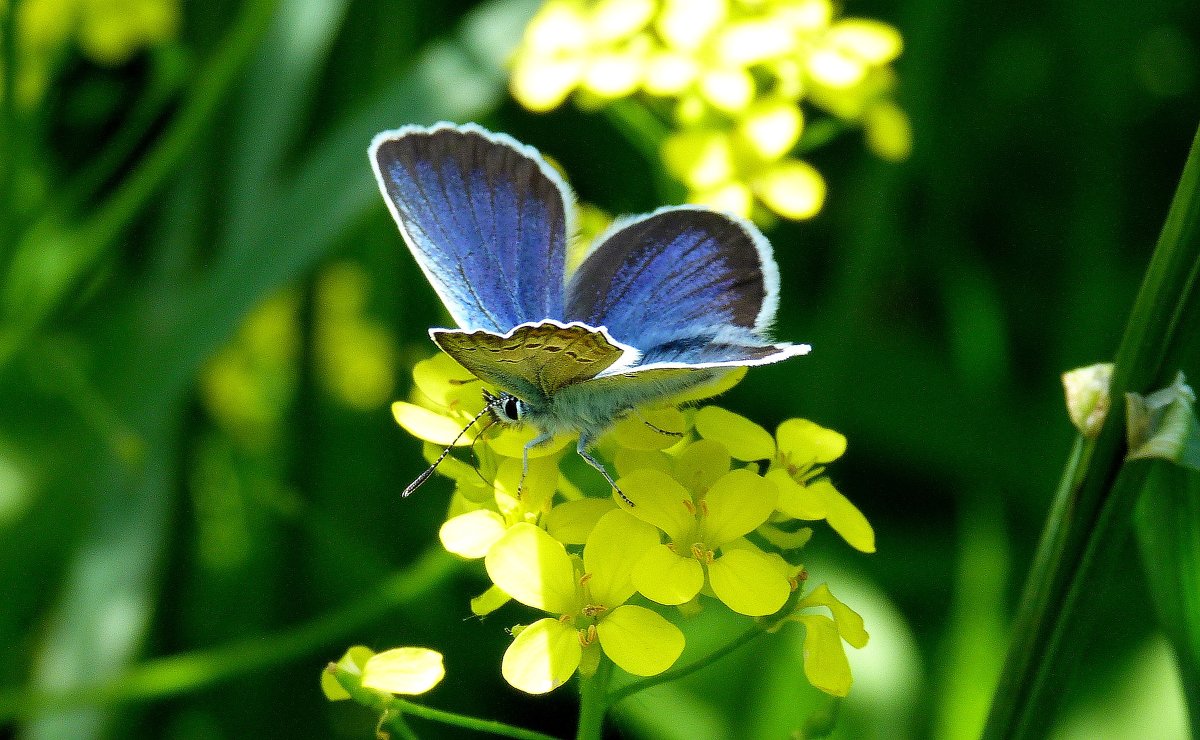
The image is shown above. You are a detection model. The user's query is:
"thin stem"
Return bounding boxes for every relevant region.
[601,99,684,203]
[0,548,460,722]
[608,624,765,706]
[330,665,559,740]
[984,122,1200,737]
[0,0,20,261]
[576,656,613,740]
[395,698,559,740]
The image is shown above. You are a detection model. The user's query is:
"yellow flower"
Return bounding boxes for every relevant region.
[486,511,686,693]
[618,467,793,616]
[509,0,908,223]
[766,418,875,553]
[510,0,657,112]
[322,645,445,700]
[774,583,869,697]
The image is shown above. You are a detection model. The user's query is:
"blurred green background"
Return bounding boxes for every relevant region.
[1,0,1198,738]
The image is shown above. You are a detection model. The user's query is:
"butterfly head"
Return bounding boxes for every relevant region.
[483,389,527,425]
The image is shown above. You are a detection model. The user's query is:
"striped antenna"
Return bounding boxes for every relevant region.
[403,400,498,497]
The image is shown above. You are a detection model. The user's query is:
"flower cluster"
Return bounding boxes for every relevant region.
[509,0,909,222]
[4,0,180,106]
[395,352,873,696]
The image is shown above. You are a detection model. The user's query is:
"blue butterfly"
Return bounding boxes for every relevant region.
[370,122,809,497]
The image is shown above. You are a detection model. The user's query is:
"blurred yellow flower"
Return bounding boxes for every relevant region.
[509,0,909,222]
[3,0,180,106]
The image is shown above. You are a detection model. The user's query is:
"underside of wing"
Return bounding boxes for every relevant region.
[431,321,637,401]
[371,123,572,332]
[564,206,800,367]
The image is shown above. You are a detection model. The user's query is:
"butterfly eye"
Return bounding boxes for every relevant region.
[502,396,521,421]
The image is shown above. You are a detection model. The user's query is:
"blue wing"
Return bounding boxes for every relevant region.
[565,206,807,369]
[371,122,572,332]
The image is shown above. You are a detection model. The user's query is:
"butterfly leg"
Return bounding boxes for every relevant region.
[633,410,684,438]
[519,432,554,499]
[576,436,634,507]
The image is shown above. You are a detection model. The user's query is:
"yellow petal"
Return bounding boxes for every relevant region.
[694,406,776,460]
[412,353,481,408]
[659,366,746,405]
[582,50,646,98]
[754,159,826,220]
[596,605,685,676]
[699,67,755,113]
[523,1,588,52]
[439,510,508,559]
[583,510,662,606]
[738,98,803,160]
[662,130,735,189]
[471,585,511,616]
[827,19,903,65]
[864,101,912,162]
[692,182,754,217]
[611,407,687,450]
[321,645,374,700]
[806,48,866,89]
[776,418,846,465]
[614,447,675,478]
[362,647,445,695]
[591,0,655,42]
[488,425,573,459]
[796,614,852,696]
[674,439,731,493]
[812,480,875,553]
[614,469,696,541]
[657,0,727,51]
[715,19,796,67]
[707,548,790,616]
[502,618,582,694]
[701,469,778,546]
[511,56,586,112]
[632,544,705,605]
[757,523,814,550]
[644,50,699,95]
[485,523,580,614]
[545,498,617,545]
[796,583,869,649]
[494,455,559,516]
[392,401,471,446]
[768,468,826,520]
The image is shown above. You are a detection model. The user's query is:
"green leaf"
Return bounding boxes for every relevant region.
[1135,463,1200,730]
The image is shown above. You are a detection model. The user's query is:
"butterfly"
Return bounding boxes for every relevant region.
[370,122,809,499]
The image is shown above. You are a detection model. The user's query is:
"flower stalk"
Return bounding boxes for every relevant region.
[984,121,1200,738]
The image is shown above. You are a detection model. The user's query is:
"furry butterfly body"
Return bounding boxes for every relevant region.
[370,122,809,492]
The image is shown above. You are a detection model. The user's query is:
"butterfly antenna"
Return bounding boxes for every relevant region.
[469,417,499,489]
[403,403,495,497]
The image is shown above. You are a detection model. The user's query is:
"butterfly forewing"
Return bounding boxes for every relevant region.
[371,124,571,332]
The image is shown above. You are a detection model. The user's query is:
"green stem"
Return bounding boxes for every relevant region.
[608,624,765,706]
[601,99,684,203]
[0,548,459,722]
[395,698,558,740]
[0,0,20,261]
[983,122,1200,737]
[330,666,558,740]
[576,657,613,740]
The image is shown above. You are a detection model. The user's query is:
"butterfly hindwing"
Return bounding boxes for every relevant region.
[371,123,571,332]
[564,206,802,369]
[431,321,636,401]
